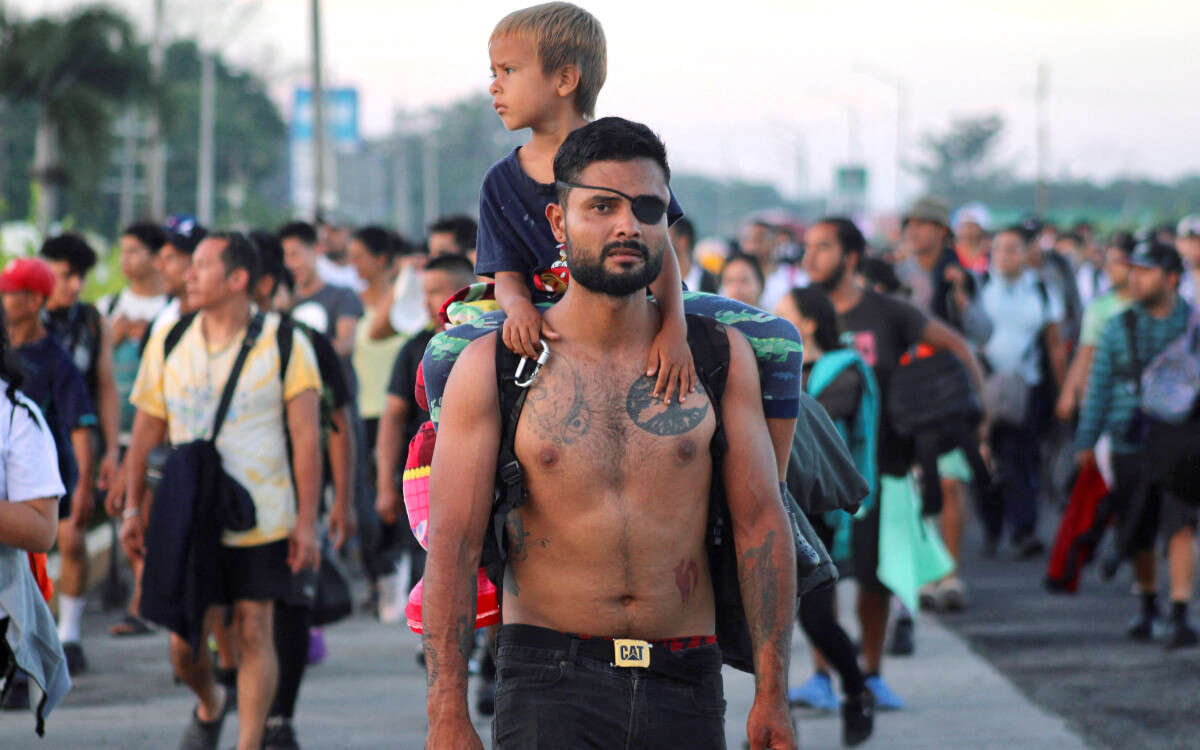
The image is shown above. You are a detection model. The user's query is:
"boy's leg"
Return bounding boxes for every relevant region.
[170,609,225,721]
[232,599,278,750]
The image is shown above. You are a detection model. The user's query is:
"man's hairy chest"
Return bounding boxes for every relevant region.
[514,355,715,485]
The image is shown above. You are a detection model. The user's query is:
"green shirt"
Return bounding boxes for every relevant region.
[1079,291,1133,348]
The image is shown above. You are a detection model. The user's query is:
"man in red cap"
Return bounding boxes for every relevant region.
[0,257,96,684]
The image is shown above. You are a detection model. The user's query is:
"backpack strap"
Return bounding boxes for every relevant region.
[276,313,294,385]
[162,312,199,362]
[487,335,540,584]
[1122,307,1142,394]
[683,314,731,549]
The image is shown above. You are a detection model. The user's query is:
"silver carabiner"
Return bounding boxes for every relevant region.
[514,339,551,388]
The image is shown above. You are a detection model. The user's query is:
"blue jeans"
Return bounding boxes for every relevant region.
[493,624,727,749]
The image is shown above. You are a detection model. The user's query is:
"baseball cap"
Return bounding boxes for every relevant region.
[1129,241,1184,274]
[0,257,57,298]
[903,196,952,228]
[1177,215,1200,239]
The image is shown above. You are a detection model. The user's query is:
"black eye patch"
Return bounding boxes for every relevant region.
[556,181,667,225]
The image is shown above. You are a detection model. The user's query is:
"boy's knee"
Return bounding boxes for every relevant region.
[234,601,274,652]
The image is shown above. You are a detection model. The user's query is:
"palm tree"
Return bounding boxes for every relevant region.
[0,6,149,232]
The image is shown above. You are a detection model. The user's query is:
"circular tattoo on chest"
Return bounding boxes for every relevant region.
[625,377,710,436]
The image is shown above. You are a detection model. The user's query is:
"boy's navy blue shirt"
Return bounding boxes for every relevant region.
[475,147,684,298]
[14,333,97,495]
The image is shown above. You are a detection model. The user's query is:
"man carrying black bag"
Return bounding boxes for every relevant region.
[121,233,323,750]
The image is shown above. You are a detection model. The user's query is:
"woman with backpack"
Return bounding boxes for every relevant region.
[777,287,877,747]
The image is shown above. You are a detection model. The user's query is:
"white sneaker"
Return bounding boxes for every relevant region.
[935,577,969,612]
[378,572,404,624]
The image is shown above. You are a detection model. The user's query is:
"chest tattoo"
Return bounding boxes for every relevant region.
[625,377,710,436]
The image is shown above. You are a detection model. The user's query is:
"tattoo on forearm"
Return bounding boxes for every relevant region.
[674,558,699,605]
[422,632,439,688]
[626,377,709,436]
[455,615,473,663]
[738,530,780,646]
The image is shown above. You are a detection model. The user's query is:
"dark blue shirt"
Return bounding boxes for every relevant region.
[14,334,97,494]
[475,147,684,296]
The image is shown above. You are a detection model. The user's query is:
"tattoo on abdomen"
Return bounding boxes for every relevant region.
[455,615,473,663]
[675,558,699,605]
[626,377,709,436]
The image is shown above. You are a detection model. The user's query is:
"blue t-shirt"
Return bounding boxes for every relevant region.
[475,147,685,293]
[14,334,97,494]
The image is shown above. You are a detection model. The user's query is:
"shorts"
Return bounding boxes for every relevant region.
[215,540,293,605]
[421,292,804,426]
[1112,453,1199,557]
[937,448,974,484]
[493,624,726,749]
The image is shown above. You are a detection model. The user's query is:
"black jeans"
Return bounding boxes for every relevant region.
[493,624,726,749]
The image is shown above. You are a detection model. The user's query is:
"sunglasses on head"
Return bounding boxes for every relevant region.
[556,181,668,225]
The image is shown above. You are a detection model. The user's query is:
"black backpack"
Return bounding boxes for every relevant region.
[481,314,819,673]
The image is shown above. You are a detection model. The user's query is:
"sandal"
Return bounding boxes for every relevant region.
[109,613,156,637]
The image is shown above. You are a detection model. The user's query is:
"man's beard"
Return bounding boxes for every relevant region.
[566,235,665,298]
[815,257,847,293]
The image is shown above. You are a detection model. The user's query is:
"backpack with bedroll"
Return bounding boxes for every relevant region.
[484,314,830,674]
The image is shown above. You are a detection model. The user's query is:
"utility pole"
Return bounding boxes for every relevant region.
[311,0,325,221]
[1035,62,1049,216]
[422,128,439,225]
[145,0,166,219]
[854,64,908,213]
[118,109,137,226]
[196,51,215,224]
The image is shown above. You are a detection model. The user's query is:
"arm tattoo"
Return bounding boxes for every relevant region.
[455,615,473,663]
[422,632,440,688]
[738,530,780,646]
[626,377,709,436]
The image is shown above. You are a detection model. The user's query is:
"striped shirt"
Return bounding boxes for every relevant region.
[1075,298,1192,455]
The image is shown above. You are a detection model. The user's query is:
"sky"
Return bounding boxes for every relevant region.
[17,0,1200,212]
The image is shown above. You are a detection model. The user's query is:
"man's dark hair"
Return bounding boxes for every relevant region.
[1108,230,1136,255]
[166,224,207,256]
[352,225,397,259]
[1057,232,1083,246]
[40,233,98,276]
[249,230,285,288]
[122,221,167,254]
[425,254,477,289]
[278,220,318,246]
[859,256,904,295]
[721,252,764,289]
[210,231,261,289]
[671,216,696,245]
[996,224,1032,244]
[816,217,867,259]
[789,287,842,353]
[428,215,478,253]
[553,117,670,203]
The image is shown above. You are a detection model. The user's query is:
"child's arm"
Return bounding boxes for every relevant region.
[495,271,558,360]
[647,247,697,404]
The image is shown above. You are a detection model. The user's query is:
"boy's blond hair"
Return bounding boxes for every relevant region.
[492,2,606,119]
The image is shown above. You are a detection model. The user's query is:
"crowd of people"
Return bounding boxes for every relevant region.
[0,3,1198,750]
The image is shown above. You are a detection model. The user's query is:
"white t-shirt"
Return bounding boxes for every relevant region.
[317,255,366,293]
[99,288,169,323]
[148,297,183,339]
[0,380,66,618]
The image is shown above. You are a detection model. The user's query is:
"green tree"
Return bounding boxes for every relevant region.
[158,40,290,228]
[0,6,149,232]
[912,114,1010,202]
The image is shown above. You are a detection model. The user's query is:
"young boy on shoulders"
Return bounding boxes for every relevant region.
[478,2,694,402]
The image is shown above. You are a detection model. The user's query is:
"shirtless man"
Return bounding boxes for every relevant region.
[423,117,796,749]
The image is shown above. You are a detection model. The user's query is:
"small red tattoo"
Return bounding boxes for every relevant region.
[675,559,699,605]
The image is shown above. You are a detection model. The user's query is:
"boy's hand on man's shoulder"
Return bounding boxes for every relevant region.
[647,317,696,405]
[502,298,555,360]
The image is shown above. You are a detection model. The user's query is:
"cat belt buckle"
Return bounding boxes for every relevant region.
[613,638,652,668]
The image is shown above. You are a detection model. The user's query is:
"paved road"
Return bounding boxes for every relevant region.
[2,560,1100,749]
[935,516,1200,750]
